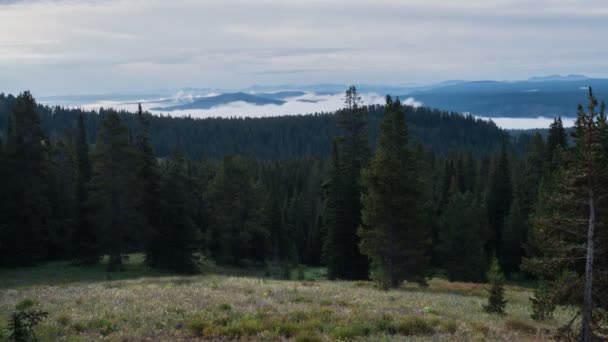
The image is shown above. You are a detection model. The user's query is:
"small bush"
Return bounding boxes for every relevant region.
[188,319,209,337]
[218,303,232,311]
[71,321,86,333]
[439,320,458,334]
[87,318,115,336]
[8,299,48,342]
[530,280,555,321]
[56,314,71,326]
[373,314,395,333]
[330,321,374,339]
[393,316,436,335]
[484,257,507,314]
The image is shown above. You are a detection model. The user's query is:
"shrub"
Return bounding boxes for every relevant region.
[330,321,374,339]
[56,314,71,326]
[530,280,555,321]
[8,299,48,342]
[218,303,232,311]
[393,316,436,335]
[484,257,507,314]
[439,320,458,334]
[187,319,209,337]
[87,318,115,336]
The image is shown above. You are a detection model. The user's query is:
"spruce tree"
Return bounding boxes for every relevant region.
[500,197,527,275]
[0,91,51,266]
[205,156,263,265]
[88,111,138,269]
[438,189,488,282]
[486,141,513,268]
[70,114,101,264]
[133,104,164,264]
[147,149,200,272]
[324,86,370,280]
[523,89,608,340]
[484,257,507,314]
[359,96,428,288]
[547,116,567,159]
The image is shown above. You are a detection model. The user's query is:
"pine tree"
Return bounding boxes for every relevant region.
[484,257,507,314]
[486,141,513,268]
[324,85,370,280]
[547,116,567,160]
[70,114,101,264]
[500,197,526,275]
[530,280,555,321]
[0,91,51,266]
[359,96,428,288]
[88,111,138,269]
[438,189,488,282]
[147,149,200,272]
[133,104,164,264]
[205,156,263,265]
[323,140,348,278]
[523,89,608,340]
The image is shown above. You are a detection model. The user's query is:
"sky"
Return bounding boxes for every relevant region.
[1,0,608,96]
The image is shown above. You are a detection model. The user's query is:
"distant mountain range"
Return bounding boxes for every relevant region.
[150,92,292,111]
[38,75,608,119]
[405,76,608,118]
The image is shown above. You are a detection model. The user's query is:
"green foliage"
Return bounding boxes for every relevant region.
[87,111,139,269]
[70,113,100,264]
[205,155,264,265]
[486,142,513,271]
[484,257,507,314]
[438,191,488,282]
[359,95,428,288]
[145,149,200,273]
[324,86,370,280]
[530,280,555,321]
[8,299,48,342]
[0,91,51,266]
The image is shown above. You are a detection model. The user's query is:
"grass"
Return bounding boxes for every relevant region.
[0,254,572,341]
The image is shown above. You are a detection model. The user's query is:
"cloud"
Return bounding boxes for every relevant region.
[79,91,388,118]
[1,0,608,95]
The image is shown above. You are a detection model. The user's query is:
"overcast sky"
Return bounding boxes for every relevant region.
[1,0,608,95]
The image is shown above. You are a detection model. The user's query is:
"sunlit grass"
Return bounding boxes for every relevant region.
[0,254,571,341]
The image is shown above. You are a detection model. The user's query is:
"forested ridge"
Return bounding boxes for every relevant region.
[0,87,606,340]
[0,93,504,159]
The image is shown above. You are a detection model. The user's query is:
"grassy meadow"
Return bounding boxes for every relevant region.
[0,254,572,341]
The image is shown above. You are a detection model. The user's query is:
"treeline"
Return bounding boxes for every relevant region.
[0,87,605,339]
[0,93,504,160]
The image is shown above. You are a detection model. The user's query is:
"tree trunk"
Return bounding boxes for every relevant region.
[580,190,595,342]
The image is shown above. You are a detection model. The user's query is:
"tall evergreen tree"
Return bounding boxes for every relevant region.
[524,89,608,340]
[147,149,200,272]
[486,141,513,268]
[359,96,428,288]
[205,156,264,265]
[325,86,370,280]
[0,92,51,266]
[547,116,567,160]
[500,197,527,275]
[134,104,163,262]
[438,189,488,282]
[88,111,138,269]
[70,114,101,264]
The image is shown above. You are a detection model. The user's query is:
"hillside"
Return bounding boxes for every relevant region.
[408,77,608,118]
[0,93,506,159]
[0,255,571,341]
[151,92,287,111]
